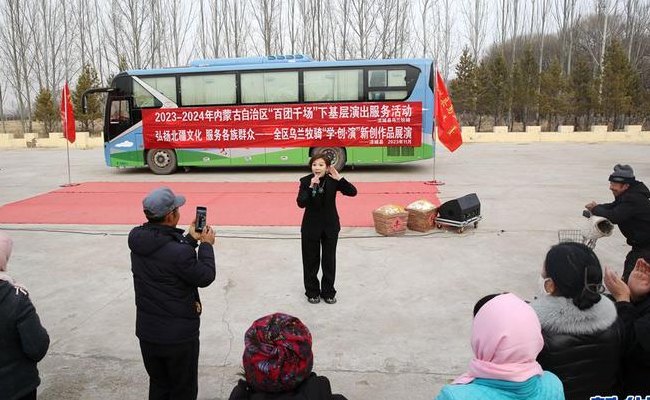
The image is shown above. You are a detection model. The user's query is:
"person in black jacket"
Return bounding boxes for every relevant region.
[530,242,622,400]
[604,257,650,396]
[0,232,50,400]
[586,164,650,281]
[129,187,216,400]
[228,312,347,400]
[296,154,357,304]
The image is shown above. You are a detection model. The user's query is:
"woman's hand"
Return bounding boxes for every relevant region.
[604,266,631,302]
[329,166,342,180]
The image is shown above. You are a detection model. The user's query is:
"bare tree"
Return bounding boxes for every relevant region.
[224,0,249,57]
[349,0,377,58]
[438,0,454,78]
[0,0,35,133]
[164,0,194,66]
[253,0,279,55]
[462,0,488,62]
[553,0,580,75]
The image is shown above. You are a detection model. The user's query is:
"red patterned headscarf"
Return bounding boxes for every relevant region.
[243,313,313,392]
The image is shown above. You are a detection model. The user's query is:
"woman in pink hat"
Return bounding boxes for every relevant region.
[436,293,564,400]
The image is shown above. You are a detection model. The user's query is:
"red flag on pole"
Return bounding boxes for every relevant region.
[60,82,76,143]
[435,71,462,152]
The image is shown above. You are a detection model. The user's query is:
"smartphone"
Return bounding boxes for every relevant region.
[195,206,207,233]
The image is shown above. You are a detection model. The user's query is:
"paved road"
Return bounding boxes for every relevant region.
[0,143,648,399]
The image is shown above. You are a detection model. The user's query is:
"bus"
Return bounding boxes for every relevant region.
[84,55,435,174]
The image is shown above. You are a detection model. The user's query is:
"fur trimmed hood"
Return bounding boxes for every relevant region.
[530,295,617,335]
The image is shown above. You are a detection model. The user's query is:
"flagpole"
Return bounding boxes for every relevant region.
[60,83,79,188]
[425,66,445,186]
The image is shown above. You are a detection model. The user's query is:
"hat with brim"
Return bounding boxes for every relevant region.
[143,187,186,218]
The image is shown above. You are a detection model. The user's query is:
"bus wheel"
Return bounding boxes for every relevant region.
[312,147,346,171]
[146,149,177,175]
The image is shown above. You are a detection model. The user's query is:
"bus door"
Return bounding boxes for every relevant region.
[106,97,133,142]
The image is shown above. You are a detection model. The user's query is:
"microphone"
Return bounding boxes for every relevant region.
[311,181,318,197]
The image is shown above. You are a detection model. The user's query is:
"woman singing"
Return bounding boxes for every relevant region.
[297,154,357,304]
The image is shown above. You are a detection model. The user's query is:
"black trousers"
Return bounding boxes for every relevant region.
[302,231,338,298]
[139,338,200,400]
[623,246,650,282]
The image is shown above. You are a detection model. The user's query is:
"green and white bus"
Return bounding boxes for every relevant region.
[85,55,435,174]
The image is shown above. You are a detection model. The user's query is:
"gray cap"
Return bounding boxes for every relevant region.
[609,164,635,184]
[143,187,186,218]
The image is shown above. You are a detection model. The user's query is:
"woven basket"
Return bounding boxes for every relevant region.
[372,204,408,236]
[405,200,437,232]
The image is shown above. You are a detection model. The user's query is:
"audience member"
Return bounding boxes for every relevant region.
[531,242,622,400]
[436,293,564,400]
[0,232,50,400]
[229,312,348,400]
[604,257,650,395]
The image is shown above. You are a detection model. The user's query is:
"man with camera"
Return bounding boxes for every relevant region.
[586,164,650,281]
[129,186,215,400]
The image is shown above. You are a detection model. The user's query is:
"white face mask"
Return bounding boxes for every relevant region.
[538,275,553,296]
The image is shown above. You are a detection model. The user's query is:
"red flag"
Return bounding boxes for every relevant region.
[60,82,76,143]
[435,71,462,152]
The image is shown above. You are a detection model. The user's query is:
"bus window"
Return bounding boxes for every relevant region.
[109,100,130,124]
[304,69,363,102]
[367,68,409,101]
[133,76,176,107]
[181,74,236,105]
[241,71,298,104]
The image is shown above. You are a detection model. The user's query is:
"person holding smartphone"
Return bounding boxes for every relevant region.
[296,154,357,304]
[129,187,216,399]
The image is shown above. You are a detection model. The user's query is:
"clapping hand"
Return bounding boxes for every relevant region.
[604,266,631,302]
[585,201,597,211]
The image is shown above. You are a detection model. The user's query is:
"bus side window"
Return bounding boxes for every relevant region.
[110,100,130,124]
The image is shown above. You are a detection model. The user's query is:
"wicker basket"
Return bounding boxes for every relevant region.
[372,204,408,236]
[405,200,438,232]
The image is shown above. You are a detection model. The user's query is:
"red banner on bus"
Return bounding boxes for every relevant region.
[141,102,422,148]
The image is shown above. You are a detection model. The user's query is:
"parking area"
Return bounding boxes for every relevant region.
[0,142,647,399]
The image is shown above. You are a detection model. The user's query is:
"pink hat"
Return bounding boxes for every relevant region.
[454,293,544,384]
[0,232,12,272]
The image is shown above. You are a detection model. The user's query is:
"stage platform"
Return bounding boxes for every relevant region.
[0,181,440,226]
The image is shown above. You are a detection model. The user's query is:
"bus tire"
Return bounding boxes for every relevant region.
[312,147,346,171]
[146,149,177,175]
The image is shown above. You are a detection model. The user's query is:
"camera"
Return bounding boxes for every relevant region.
[195,206,207,233]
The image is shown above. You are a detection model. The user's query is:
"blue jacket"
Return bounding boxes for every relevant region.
[435,372,564,400]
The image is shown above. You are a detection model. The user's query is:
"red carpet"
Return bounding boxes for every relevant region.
[0,182,439,226]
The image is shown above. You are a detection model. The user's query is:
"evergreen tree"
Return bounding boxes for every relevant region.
[512,47,539,128]
[33,88,58,137]
[539,59,569,130]
[569,55,596,130]
[73,64,102,132]
[481,54,510,126]
[601,41,635,129]
[449,47,479,126]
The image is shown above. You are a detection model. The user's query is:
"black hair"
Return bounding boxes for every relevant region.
[544,242,603,310]
[473,293,503,317]
[308,153,332,167]
[144,210,166,223]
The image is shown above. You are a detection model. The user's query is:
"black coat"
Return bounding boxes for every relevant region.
[0,280,50,400]
[128,223,215,344]
[531,295,623,400]
[615,296,650,395]
[592,181,650,248]
[297,174,357,239]
[228,373,348,400]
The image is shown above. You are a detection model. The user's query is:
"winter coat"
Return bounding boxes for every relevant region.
[129,223,215,344]
[435,372,564,400]
[228,373,348,400]
[297,174,357,239]
[530,295,622,400]
[0,280,50,400]
[615,295,650,395]
[592,181,650,249]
